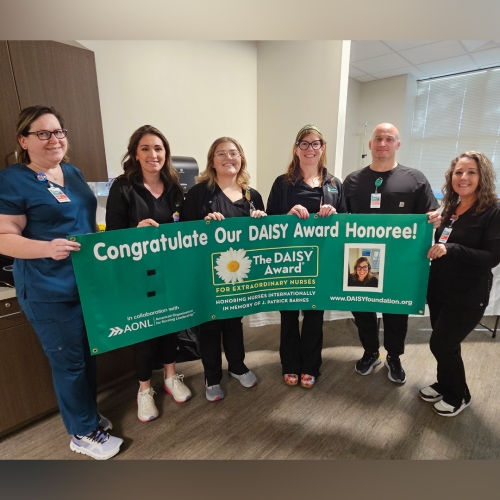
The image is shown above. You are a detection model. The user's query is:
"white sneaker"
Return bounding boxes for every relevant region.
[433,398,471,417]
[164,373,192,403]
[137,388,159,422]
[419,386,443,403]
[70,426,123,460]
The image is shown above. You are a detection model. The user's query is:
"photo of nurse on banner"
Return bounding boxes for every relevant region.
[343,244,385,293]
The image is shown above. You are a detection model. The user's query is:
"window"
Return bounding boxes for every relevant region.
[409,67,500,198]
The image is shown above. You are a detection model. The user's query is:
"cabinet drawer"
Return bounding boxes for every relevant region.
[0,296,27,329]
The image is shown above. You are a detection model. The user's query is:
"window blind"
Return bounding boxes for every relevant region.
[409,67,500,198]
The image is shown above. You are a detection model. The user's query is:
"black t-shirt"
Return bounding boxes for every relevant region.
[106,176,181,230]
[181,182,265,222]
[347,275,379,287]
[343,164,439,214]
[428,202,500,308]
[289,183,323,213]
[210,184,253,218]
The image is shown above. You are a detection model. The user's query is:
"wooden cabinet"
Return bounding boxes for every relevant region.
[0,41,108,181]
[0,297,58,436]
[0,295,136,437]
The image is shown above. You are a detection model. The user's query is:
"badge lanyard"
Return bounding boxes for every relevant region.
[370,177,383,209]
[37,172,71,203]
[438,214,458,243]
[245,189,257,214]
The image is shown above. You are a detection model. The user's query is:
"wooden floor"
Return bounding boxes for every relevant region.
[2,316,500,460]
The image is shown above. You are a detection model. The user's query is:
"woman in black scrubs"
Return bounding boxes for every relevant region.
[267,124,347,389]
[106,125,192,423]
[181,136,266,401]
[422,151,500,417]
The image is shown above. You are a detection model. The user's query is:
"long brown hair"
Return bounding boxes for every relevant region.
[285,124,328,185]
[196,136,250,190]
[441,151,498,220]
[121,125,183,202]
[16,105,70,165]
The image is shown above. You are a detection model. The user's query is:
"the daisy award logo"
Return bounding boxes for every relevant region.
[215,248,252,284]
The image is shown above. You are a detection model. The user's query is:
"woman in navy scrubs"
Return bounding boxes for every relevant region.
[267,124,347,389]
[0,105,123,459]
[106,125,192,422]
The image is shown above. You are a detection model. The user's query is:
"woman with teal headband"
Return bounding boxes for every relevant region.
[267,124,347,388]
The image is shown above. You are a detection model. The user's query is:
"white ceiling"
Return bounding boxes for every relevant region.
[350,40,500,82]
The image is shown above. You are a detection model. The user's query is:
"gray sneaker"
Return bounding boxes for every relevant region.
[98,414,112,431]
[205,384,224,401]
[229,370,258,388]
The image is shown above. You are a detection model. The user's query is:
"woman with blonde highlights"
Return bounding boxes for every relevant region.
[421,151,500,417]
[181,136,266,402]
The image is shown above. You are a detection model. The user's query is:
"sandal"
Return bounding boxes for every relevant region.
[284,374,299,386]
[301,374,316,388]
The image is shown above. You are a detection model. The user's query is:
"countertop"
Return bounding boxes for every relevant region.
[0,286,16,301]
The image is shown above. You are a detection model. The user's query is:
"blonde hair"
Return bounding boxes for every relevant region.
[441,151,498,219]
[196,136,250,190]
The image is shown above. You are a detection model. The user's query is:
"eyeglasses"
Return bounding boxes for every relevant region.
[214,150,240,159]
[26,129,68,141]
[296,140,323,150]
[357,265,369,270]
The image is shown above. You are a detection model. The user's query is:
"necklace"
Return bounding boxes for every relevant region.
[28,164,62,183]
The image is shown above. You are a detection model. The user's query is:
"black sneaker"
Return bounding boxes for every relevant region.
[385,356,406,384]
[355,351,381,375]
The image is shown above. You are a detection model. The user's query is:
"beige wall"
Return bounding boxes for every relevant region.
[342,74,417,178]
[78,41,258,182]
[256,41,347,203]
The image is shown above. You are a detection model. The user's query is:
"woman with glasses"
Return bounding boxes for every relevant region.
[0,105,123,459]
[348,257,378,287]
[267,124,347,388]
[422,152,500,417]
[181,137,266,401]
[105,125,192,423]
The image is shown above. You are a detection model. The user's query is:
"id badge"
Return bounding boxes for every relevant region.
[438,227,452,243]
[48,186,71,203]
[370,193,381,209]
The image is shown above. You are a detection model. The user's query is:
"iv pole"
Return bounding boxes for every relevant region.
[356,122,373,168]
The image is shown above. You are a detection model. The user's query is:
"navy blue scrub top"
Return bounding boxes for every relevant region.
[0,163,97,301]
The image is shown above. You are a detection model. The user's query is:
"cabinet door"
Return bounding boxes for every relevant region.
[0,41,21,169]
[7,41,108,181]
[0,322,58,435]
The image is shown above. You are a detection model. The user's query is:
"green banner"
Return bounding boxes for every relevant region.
[71,214,433,354]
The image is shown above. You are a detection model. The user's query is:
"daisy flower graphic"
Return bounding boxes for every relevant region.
[215,248,252,284]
